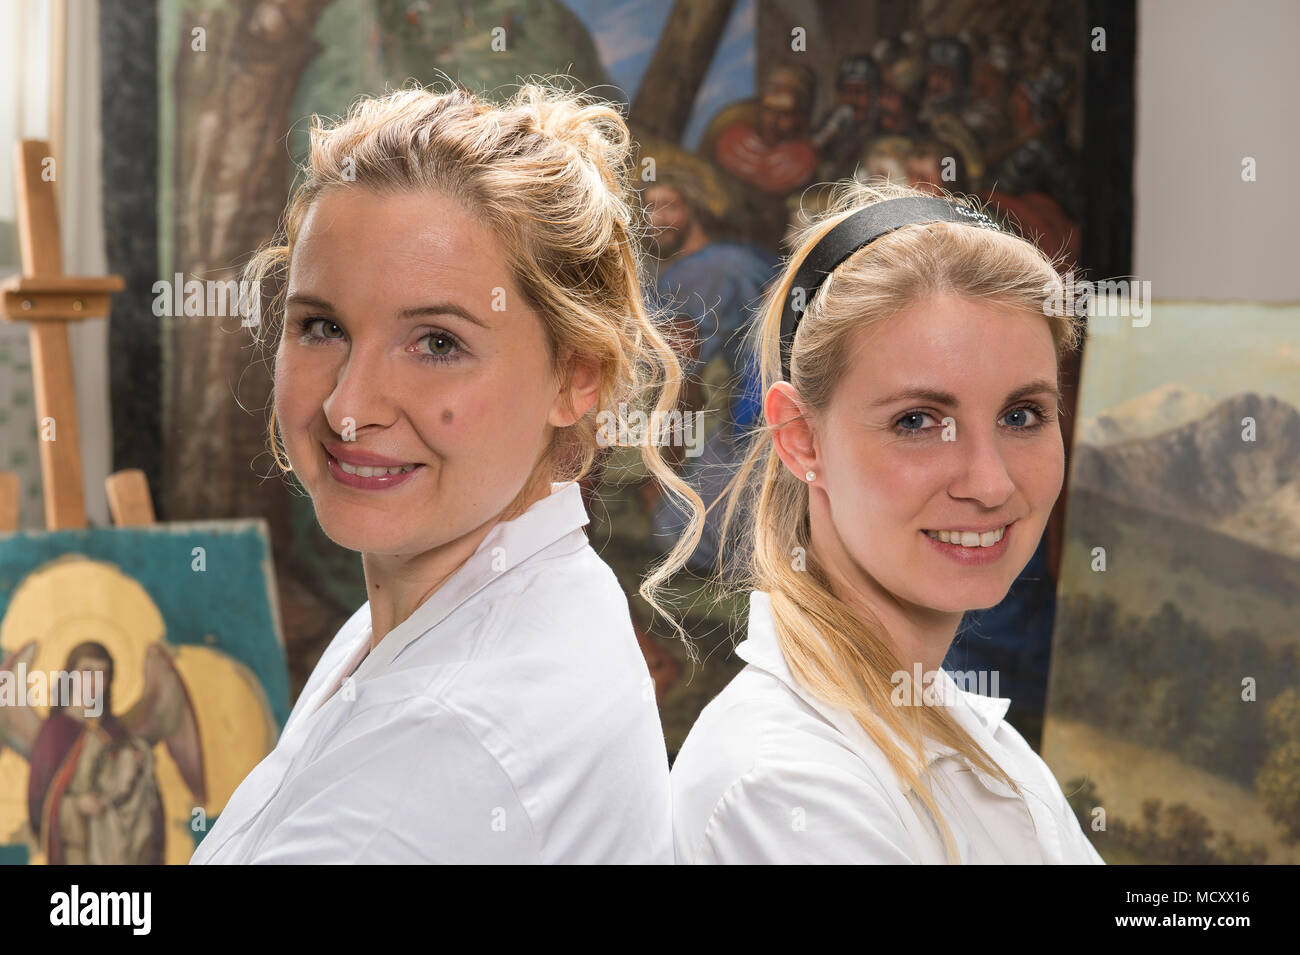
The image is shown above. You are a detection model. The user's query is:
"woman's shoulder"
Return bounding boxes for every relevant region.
[477,541,644,668]
[315,539,658,776]
[672,661,892,787]
[671,663,910,863]
[419,540,660,749]
[332,539,641,715]
[503,539,630,623]
[390,537,635,669]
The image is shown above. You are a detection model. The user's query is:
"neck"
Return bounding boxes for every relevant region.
[362,467,554,649]
[668,222,710,262]
[806,488,962,676]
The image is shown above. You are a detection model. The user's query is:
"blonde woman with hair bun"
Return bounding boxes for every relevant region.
[189,79,703,864]
[663,180,1104,864]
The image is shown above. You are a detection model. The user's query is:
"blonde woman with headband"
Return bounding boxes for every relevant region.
[665,180,1104,864]
[190,81,702,864]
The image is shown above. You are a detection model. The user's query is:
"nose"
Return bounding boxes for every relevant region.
[947,427,1015,508]
[322,339,397,439]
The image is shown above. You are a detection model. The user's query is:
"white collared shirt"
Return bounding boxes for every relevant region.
[190,482,672,864]
[670,591,1105,864]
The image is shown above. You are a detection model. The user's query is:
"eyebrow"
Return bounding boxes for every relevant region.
[870,378,1063,409]
[285,293,489,329]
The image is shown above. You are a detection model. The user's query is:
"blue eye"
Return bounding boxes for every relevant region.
[895,411,937,434]
[1002,403,1049,429]
[892,403,1051,438]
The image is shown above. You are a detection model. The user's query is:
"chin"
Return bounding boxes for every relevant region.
[923,579,1017,615]
[963,590,1015,612]
[314,512,400,555]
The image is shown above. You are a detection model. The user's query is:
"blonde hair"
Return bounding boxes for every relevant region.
[251,78,704,637]
[651,178,1084,862]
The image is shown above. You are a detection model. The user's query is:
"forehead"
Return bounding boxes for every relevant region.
[644,184,681,201]
[847,296,1057,393]
[289,188,516,300]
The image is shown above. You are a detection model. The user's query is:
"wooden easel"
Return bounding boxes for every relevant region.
[0,138,154,532]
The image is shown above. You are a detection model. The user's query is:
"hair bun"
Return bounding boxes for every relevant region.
[514,81,631,192]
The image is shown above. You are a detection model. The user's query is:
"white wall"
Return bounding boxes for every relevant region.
[61,1,110,528]
[1135,0,1300,302]
[0,0,110,530]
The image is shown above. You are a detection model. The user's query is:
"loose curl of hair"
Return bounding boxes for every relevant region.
[653,177,1085,862]
[249,77,705,645]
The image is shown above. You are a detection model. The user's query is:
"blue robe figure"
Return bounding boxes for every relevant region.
[649,240,780,572]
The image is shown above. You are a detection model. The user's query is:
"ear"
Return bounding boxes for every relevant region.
[765,381,820,483]
[549,351,601,428]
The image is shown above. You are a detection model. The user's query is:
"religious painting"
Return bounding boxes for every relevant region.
[578,0,1099,752]
[155,0,1123,758]
[0,520,287,864]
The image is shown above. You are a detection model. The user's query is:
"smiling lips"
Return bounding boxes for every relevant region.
[323,442,423,488]
[334,458,418,477]
[324,442,418,468]
[923,525,1008,548]
[921,521,1015,565]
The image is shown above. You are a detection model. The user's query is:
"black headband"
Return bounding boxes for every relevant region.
[778,196,1002,379]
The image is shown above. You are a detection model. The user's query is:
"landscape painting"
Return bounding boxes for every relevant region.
[1043,302,1300,864]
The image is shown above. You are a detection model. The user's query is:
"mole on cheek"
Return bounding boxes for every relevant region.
[442,409,453,424]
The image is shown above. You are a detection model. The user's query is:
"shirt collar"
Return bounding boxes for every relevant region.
[356,481,590,674]
[735,590,1015,789]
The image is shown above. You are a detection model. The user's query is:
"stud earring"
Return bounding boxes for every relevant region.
[805,470,816,482]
